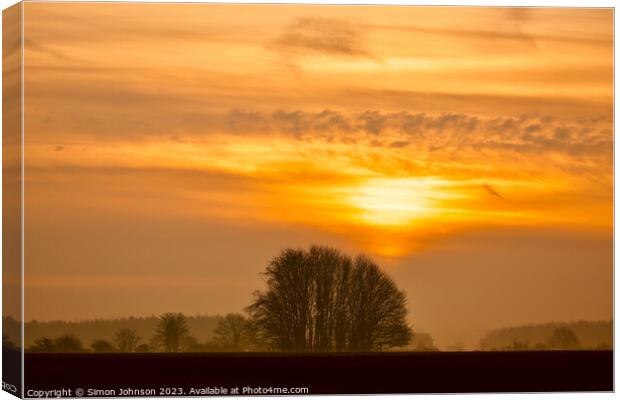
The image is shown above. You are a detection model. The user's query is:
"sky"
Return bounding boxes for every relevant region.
[20,3,612,348]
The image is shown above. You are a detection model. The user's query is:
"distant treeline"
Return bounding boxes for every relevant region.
[3,316,612,353]
[4,315,221,349]
[3,314,437,353]
[480,321,612,350]
[13,313,262,353]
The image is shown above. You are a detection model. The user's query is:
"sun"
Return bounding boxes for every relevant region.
[347,178,443,227]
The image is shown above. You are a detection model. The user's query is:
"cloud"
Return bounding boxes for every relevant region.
[272,17,374,58]
[270,109,353,136]
[264,109,483,138]
[389,141,410,148]
[358,111,388,134]
[506,8,533,24]
[225,108,612,163]
[338,87,612,119]
[503,8,535,46]
[366,8,610,50]
[25,38,84,63]
[525,124,542,134]
[227,109,267,133]
[553,127,572,141]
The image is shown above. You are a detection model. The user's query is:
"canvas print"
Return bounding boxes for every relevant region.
[2,2,613,397]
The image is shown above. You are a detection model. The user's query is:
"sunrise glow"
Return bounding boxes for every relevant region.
[18,4,612,346]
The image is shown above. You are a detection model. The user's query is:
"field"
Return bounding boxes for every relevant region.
[18,351,613,396]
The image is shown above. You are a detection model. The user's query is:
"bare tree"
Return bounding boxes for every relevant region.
[54,334,84,352]
[212,313,253,351]
[152,313,189,352]
[30,334,83,353]
[114,328,141,352]
[249,245,412,352]
[249,248,309,351]
[346,255,412,351]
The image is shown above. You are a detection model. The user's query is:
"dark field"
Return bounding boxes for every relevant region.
[16,350,613,396]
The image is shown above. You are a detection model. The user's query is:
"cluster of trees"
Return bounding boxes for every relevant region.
[27,246,413,353]
[249,246,412,352]
[28,313,257,353]
[492,327,583,351]
[480,320,612,351]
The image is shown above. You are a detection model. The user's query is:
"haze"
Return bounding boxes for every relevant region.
[20,4,612,348]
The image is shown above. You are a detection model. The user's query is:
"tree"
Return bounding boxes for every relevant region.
[548,327,580,350]
[182,336,207,352]
[114,329,141,352]
[54,334,83,352]
[135,344,151,353]
[509,341,529,351]
[30,337,55,352]
[249,245,412,352]
[30,334,83,352]
[91,339,116,353]
[212,314,253,351]
[3,334,17,350]
[409,333,438,352]
[346,255,412,351]
[152,313,189,352]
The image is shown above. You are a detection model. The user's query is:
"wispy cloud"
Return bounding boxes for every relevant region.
[226,108,612,158]
[271,17,374,58]
[366,8,611,49]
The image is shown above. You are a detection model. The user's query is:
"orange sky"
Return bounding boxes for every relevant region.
[19,4,612,348]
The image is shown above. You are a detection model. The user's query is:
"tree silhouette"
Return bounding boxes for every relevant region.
[30,334,83,352]
[548,327,580,350]
[534,343,550,350]
[135,343,151,352]
[410,333,438,351]
[509,341,529,351]
[152,313,189,352]
[212,313,253,351]
[30,337,55,352]
[249,245,412,352]
[91,339,116,353]
[2,334,17,350]
[114,328,141,352]
[55,334,84,352]
[346,255,411,351]
[182,336,207,352]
